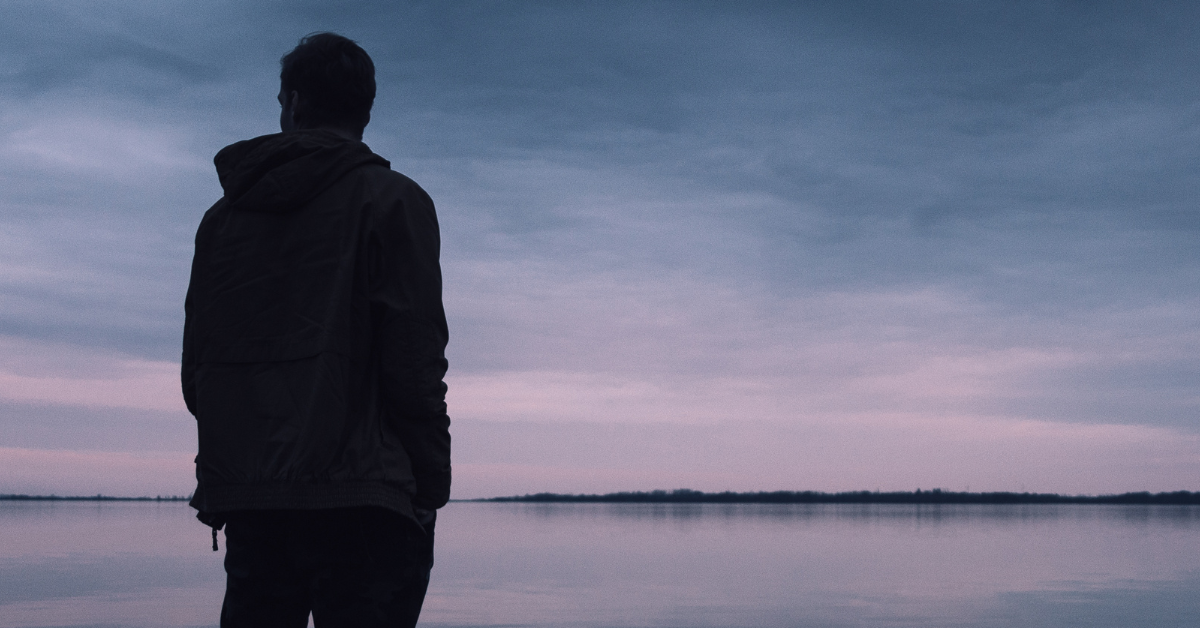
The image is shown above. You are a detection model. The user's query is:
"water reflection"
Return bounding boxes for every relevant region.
[507,500,1200,527]
[1,501,1197,627]
[427,502,1200,628]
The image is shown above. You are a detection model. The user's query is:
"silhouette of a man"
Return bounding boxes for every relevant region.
[181,33,450,627]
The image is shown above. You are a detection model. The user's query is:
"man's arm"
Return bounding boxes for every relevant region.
[371,179,451,511]
[181,287,197,416]
[181,204,219,418]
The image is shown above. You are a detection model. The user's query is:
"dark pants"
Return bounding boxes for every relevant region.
[220,507,434,628]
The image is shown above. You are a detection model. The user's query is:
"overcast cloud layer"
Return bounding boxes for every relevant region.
[0,1,1197,497]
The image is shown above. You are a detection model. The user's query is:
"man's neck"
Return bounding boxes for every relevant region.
[303,125,362,141]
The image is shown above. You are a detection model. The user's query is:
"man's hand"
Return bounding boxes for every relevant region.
[413,506,436,529]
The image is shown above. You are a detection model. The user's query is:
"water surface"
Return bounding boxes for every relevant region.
[1,501,1197,627]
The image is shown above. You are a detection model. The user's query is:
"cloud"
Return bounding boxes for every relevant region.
[0,336,185,412]
[449,416,1200,498]
[446,260,1200,430]
[0,97,216,358]
[3,112,208,182]
[0,447,192,496]
[1,1,1199,494]
[0,1,222,94]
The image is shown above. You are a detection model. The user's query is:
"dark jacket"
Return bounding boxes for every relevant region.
[182,129,450,526]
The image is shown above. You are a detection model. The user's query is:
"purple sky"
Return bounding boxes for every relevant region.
[0,1,1198,498]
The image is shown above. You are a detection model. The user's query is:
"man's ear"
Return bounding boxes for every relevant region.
[280,89,304,132]
[289,91,304,124]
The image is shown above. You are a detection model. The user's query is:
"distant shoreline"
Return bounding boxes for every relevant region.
[481,489,1200,505]
[0,494,190,502]
[5,489,1197,505]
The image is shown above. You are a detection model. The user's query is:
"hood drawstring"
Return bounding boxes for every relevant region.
[194,508,226,552]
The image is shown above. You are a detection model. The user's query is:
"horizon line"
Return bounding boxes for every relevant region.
[4,488,1198,505]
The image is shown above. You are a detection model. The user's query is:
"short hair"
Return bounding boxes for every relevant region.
[280,32,376,131]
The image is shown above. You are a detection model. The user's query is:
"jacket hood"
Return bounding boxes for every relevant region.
[214,129,390,213]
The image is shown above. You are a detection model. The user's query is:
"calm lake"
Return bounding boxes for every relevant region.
[0,500,1197,627]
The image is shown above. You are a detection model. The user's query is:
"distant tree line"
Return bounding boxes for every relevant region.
[0,494,191,501]
[6,489,1197,505]
[485,488,1200,505]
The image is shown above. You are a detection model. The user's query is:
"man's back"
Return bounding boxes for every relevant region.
[184,129,450,522]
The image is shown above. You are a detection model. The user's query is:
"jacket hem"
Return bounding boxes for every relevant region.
[193,481,415,523]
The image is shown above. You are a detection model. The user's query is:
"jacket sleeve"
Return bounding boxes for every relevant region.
[181,286,196,417]
[181,203,220,418]
[370,180,451,510]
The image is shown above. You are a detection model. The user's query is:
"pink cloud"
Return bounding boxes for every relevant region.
[0,336,185,412]
[0,447,193,496]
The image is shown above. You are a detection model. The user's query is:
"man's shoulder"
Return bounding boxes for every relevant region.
[356,164,434,208]
[359,163,422,189]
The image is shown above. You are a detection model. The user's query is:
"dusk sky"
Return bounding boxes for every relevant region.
[1,1,1197,498]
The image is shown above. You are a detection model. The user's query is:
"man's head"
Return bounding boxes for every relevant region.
[279,33,375,138]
